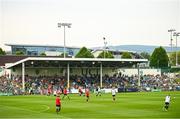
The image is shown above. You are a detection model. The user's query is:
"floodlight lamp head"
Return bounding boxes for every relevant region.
[177,32,180,36]
[58,23,61,28]
[173,32,180,36]
[67,24,72,28]
[168,29,176,32]
[58,23,72,28]
[172,29,176,32]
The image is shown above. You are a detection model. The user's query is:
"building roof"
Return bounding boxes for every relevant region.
[0,56,28,66]
[5,57,148,69]
[0,55,71,67]
[91,48,137,53]
[5,43,80,49]
[91,48,144,59]
[92,47,137,53]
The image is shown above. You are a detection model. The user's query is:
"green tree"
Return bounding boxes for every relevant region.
[15,51,24,56]
[0,48,6,55]
[75,47,94,58]
[150,46,169,68]
[40,52,46,56]
[140,52,150,60]
[97,51,114,58]
[121,52,132,59]
[169,51,180,66]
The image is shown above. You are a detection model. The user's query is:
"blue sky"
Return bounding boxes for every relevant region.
[0,0,180,50]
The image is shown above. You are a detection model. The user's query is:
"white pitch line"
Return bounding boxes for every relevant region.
[40,105,50,112]
[40,105,73,119]
[0,104,72,119]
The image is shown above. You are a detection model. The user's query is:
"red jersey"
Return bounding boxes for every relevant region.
[63,89,67,95]
[85,89,90,96]
[79,88,82,93]
[56,97,61,105]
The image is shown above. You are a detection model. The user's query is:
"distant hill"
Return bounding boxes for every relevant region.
[93,45,180,54]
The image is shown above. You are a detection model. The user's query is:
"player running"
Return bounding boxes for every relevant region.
[78,86,83,96]
[55,95,61,114]
[62,87,70,100]
[85,88,90,102]
[47,84,53,96]
[96,86,101,96]
[164,95,171,111]
[111,87,116,101]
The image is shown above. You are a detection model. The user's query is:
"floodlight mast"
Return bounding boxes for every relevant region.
[173,32,180,66]
[168,29,176,52]
[103,37,107,58]
[58,23,72,58]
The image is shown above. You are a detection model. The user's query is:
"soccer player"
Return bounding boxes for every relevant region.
[85,88,90,102]
[78,86,83,96]
[62,87,70,100]
[164,95,171,111]
[111,87,116,101]
[47,84,52,96]
[55,95,61,114]
[96,86,101,96]
[29,87,33,95]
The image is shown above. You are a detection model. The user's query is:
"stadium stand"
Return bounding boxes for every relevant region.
[0,73,179,95]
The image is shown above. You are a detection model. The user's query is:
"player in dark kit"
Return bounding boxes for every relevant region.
[62,87,70,100]
[96,86,101,96]
[55,95,61,114]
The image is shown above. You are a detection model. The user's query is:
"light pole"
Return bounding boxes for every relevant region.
[137,63,140,87]
[58,22,72,58]
[168,29,176,52]
[173,32,180,66]
[103,37,107,58]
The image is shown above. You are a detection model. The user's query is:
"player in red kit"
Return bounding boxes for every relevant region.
[78,86,83,96]
[62,87,70,100]
[47,84,52,96]
[55,95,61,114]
[85,88,90,102]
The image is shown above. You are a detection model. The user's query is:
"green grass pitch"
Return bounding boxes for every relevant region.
[0,92,180,119]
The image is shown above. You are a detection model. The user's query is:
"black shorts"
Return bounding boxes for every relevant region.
[56,105,61,110]
[86,95,89,98]
[165,102,169,105]
[112,95,115,97]
[56,105,60,107]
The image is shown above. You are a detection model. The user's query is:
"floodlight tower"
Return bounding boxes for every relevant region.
[103,37,107,58]
[173,32,180,66]
[58,22,72,58]
[168,29,176,52]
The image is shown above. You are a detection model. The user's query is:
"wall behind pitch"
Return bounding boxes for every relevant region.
[118,68,161,76]
[10,67,118,76]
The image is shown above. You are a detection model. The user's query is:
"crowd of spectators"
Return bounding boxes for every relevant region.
[0,76,12,94]
[0,72,179,95]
